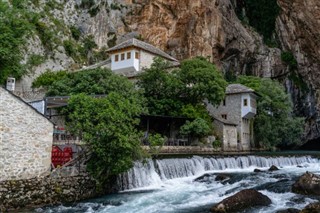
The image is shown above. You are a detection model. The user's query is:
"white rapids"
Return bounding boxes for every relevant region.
[34,155,320,213]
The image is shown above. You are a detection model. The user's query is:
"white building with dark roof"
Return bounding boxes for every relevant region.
[207,84,258,151]
[106,38,179,76]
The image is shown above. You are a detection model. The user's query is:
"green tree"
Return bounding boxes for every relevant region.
[32,70,67,89]
[179,57,227,106]
[180,118,211,139]
[43,68,140,99]
[0,1,34,83]
[237,76,304,149]
[137,58,183,116]
[138,57,227,116]
[138,57,226,143]
[65,92,145,185]
[43,68,147,185]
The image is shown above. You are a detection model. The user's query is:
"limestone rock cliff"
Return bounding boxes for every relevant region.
[125,0,284,78]
[276,0,320,142]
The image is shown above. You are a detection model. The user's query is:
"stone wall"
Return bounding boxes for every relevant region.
[0,175,97,212]
[139,50,156,70]
[213,120,237,151]
[209,94,242,127]
[0,87,53,181]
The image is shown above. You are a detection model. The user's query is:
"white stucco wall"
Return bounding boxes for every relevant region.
[110,49,139,73]
[0,87,53,181]
[241,94,257,118]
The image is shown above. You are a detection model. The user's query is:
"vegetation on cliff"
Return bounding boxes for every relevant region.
[0,1,34,83]
[237,76,304,149]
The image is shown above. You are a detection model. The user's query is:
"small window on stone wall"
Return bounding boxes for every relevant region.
[223,99,226,106]
[222,114,227,120]
[135,51,139,59]
[115,54,119,62]
[121,53,125,60]
[244,99,248,106]
[127,52,131,59]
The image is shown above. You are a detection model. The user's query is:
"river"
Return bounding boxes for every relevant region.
[32,155,320,213]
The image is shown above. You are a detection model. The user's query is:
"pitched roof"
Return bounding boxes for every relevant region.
[0,87,54,125]
[212,115,238,126]
[226,84,255,95]
[106,38,178,62]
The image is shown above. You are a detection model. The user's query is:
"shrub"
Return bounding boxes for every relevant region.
[70,26,81,40]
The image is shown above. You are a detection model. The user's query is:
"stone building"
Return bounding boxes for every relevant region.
[106,38,179,76]
[0,87,54,181]
[208,84,258,151]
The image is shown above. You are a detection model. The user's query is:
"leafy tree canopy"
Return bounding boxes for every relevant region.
[40,68,147,185]
[32,70,67,89]
[236,76,304,149]
[40,68,141,100]
[138,57,227,138]
[138,57,227,116]
[65,92,146,185]
[179,57,227,105]
[0,1,35,83]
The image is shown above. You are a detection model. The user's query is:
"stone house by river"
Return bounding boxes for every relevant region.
[0,87,54,181]
[207,84,258,151]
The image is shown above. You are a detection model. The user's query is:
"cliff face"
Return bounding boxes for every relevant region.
[276,0,320,141]
[14,0,320,142]
[125,0,284,78]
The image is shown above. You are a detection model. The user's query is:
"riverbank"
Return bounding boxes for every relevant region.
[0,174,98,212]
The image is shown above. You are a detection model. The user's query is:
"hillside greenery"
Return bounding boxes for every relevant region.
[0,0,108,84]
[0,1,34,83]
[236,76,304,149]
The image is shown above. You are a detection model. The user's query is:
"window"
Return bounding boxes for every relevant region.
[115,54,119,62]
[222,114,227,120]
[121,53,125,60]
[243,98,248,106]
[223,99,226,106]
[135,51,139,59]
[127,52,131,59]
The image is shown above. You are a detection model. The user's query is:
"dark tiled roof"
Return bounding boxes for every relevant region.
[226,84,255,95]
[213,116,238,126]
[106,38,178,62]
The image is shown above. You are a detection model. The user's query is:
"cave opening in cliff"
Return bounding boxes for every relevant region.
[300,138,320,151]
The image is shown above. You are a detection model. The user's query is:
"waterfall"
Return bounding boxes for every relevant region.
[117,155,319,190]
